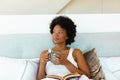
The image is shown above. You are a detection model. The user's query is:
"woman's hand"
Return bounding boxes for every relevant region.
[40,51,49,64]
[54,53,68,65]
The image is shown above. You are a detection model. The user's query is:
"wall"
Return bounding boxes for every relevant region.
[61,0,120,13]
[0,0,71,14]
[0,14,120,34]
[0,0,120,14]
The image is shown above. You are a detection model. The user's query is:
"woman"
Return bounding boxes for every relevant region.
[37,16,90,80]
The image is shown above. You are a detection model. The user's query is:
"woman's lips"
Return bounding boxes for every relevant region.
[53,38,59,41]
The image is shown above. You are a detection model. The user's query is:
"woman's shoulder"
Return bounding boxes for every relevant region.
[41,50,48,53]
[72,48,83,61]
[39,50,48,55]
[72,48,83,56]
[72,48,82,53]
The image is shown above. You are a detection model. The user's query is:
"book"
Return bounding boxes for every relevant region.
[46,73,81,80]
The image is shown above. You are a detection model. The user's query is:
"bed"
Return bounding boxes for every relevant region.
[0,32,120,80]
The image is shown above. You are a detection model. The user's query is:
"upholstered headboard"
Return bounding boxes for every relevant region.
[0,32,120,58]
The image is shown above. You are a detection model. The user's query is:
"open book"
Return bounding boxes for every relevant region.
[46,73,81,80]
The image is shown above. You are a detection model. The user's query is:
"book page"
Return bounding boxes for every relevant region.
[47,75,62,80]
[41,77,59,80]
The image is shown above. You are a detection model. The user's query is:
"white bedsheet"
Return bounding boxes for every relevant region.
[100,57,120,80]
[0,56,120,80]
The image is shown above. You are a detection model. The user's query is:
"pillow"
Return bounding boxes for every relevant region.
[103,57,120,73]
[0,57,27,80]
[21,59,39,80]
[84,48,105,80]
[100,57,119,80]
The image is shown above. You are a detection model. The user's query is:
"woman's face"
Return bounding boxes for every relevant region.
[52,24,68,45]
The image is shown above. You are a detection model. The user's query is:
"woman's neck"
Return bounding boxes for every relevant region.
[53,44,68,51]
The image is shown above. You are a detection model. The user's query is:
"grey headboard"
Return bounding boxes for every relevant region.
[0,32,120,58]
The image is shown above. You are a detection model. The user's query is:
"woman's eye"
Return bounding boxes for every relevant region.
[58,31,63,34]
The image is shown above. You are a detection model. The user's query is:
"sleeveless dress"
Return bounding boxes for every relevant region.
[44,48,90,80]
[46,48,78,77]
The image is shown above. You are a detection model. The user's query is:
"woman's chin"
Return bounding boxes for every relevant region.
[53,41,61,44]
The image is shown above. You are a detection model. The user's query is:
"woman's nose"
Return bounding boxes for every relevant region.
[53,33,58,37]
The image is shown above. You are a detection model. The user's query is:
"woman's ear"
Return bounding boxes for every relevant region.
[66,37,69,39]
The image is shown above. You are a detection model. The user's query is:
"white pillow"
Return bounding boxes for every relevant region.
[21,59,39,80]
[105,57,120,72]
[100,57,119,80]
[113,71,120,79]
[0,57,27,80]
[102,66,119,80]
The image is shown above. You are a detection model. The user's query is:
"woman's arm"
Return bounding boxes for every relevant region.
[56,49,90,78]
[74,49,90,77]
[37,50,49,80]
